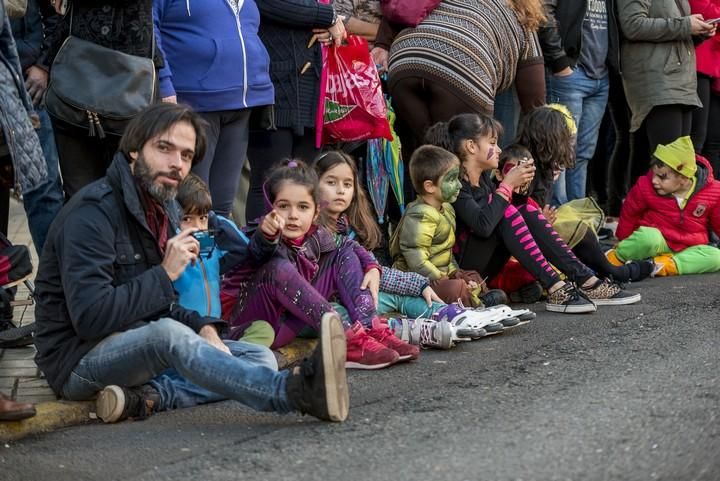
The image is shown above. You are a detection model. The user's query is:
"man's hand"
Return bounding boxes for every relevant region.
[371,47,389,73]
[542,204,558,224]
[260,210,285,239]
[361,267,381,308]
[161,228,200,281]
[51,0,67,15]
[690,14,715,36]
[421,285,443,307]
[25,66,48,106]
[553,66,573,77]
[199,325,231,355]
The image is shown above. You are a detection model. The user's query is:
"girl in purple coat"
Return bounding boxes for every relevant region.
[223,160,418,369]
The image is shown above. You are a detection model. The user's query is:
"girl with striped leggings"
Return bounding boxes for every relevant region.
[425,113,641,313]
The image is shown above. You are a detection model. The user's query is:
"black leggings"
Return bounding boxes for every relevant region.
[645,104,693,155]
[459,203,595,289]
[572,230,630,282]
[691,74,720,176]
[606,70,632,216]
[630,104,693,187]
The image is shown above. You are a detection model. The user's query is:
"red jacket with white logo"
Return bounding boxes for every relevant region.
[690,0,720,79]
[617,156,720,252]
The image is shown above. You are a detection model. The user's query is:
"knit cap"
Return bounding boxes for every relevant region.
[653,136,696,178]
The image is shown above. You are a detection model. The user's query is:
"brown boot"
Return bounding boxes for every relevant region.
[0,392,36,421]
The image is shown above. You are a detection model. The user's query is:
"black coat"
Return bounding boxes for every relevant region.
[255,0,335,135]
[35,154,226,395]
[39,0,162,70]
[9,0,57,71]
[537,0,620,74]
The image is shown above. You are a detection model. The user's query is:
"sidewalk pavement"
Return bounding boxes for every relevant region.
[0,200,316,443]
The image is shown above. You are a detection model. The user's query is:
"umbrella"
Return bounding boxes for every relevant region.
[365,138,390,224]
[382,98,405,214]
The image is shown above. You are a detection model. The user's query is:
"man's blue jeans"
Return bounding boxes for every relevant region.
[546,68,609,204]
[61,318,293,413]
[494,87,520,148]
[23,107,64,253]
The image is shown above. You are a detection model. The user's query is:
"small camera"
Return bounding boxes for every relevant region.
[192,230,216,256]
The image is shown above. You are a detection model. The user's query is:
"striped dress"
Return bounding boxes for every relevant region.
[387,0,543,114]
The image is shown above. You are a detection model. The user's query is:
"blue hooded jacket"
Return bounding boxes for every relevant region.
[154,0,274,111]
[173,213,276,318]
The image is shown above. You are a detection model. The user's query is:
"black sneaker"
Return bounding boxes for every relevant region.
[479,289,509,307]
[546,283,597,314]
[580,278,642,306]
[96,384,160,423]
[286,312,349,422]
[509,282,544,304]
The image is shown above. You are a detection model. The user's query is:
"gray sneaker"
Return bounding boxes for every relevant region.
[389,318,454,349]
[580,278,641,306]
[546,283,597,314]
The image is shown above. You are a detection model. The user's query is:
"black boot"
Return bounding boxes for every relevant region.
[286,313,349,422]
[96,384,161,423]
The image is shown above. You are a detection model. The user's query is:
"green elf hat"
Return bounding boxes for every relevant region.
[653,136,697,178]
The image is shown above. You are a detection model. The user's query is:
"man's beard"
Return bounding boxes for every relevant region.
[133,154,183,204]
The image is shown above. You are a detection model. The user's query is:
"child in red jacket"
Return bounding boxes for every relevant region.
[610,136,720,276]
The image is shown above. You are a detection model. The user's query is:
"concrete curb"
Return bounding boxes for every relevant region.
[275,338,318,369]
[0,401,94,442]
[0,339,318,443]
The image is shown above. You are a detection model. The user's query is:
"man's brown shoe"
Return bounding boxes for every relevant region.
[0,392,36,421]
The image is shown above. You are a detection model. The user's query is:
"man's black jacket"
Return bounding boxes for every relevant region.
[34,153,275,395]
[537,0,620,74]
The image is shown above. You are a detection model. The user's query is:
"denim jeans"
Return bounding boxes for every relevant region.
[494,87,520,149]
[22,107,64,253]
[61,318,292,413]
[546,68,609,204]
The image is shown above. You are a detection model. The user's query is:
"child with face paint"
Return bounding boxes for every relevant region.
[610,136,720,276]
[507,106,655,283]
[222,160,419,370]
[426,113,641,313]
[389,146,498,307]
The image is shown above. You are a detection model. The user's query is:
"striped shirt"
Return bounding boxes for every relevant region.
[388,0,543,113]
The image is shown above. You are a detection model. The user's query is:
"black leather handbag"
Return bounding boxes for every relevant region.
[45,15,156,138]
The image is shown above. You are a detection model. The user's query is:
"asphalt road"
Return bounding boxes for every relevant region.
[2,274,719,481]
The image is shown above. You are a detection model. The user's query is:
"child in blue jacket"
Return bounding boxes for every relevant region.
[174,174,277,346]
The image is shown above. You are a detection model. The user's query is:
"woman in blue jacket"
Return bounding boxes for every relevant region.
[154,0,275,218]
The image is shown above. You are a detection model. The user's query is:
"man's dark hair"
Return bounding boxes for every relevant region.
[119,103,208,164]
[409,145,459,195]
[177,173,213,215]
